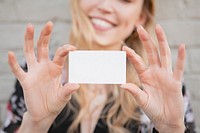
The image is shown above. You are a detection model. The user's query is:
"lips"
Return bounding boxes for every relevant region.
[91,17,116,31]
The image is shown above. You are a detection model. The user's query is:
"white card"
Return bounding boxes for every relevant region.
[68,51,126,84]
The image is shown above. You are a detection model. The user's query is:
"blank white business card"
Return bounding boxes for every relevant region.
[68,51,126,84]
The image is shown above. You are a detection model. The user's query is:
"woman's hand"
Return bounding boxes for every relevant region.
[121,25,186,133]
[8,22,80,132]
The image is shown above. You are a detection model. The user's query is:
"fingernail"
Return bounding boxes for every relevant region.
[73,83,80,89]
[156,24,161,28]
[122,45,126,51]
[137,25,144,31]
[27,23,32,26]
[47,21,53,26]
[120,84,126,89]
[26,23,34,30]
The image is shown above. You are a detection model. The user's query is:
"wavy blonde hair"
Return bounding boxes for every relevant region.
[62,0,155,133]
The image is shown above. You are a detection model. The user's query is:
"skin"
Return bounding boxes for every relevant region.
[80,0,145,50]
[79,1,146,132]
[122,25,186,132]
[7,0,186,132]
[8,22,80,132]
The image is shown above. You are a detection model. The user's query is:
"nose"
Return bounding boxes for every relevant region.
[97,0,114,13]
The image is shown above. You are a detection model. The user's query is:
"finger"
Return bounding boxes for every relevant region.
[53,44,76,67]
[137,25,160,66]
[155,24,172,73]
[173,44,186,81]
[122,46,147,75]
[24,23,36,69]
[8,51,26,81]
[37,21,53,62]
[121,83,148,108]
[58,83,80,102]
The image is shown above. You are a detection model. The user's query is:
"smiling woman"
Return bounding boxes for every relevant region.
[1,0,196,133]
[79,0,144,47]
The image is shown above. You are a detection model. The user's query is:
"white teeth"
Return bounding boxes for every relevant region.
[91,18,113,29]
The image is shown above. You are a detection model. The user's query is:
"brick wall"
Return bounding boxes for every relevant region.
[0,0,200,132]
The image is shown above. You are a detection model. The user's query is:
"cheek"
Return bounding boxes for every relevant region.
[80,0,90,13]
[120,16,137,38]
[118,9,142,37]
[80,0,98,13]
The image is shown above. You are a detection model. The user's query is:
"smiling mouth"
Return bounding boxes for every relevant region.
[91,18,116,31]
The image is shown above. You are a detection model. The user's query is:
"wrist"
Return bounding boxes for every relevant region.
[155,123,185,133]
[18,112,56,133]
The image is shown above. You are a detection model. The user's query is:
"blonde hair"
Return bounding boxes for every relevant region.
[60,0,155,132]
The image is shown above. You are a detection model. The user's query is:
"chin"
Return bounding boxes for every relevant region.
[91,32,123,49]
[95,38,112,46]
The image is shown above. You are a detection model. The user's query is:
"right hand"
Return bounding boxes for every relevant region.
[8,22,80,123]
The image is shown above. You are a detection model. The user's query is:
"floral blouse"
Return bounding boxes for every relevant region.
[0,62,196,133]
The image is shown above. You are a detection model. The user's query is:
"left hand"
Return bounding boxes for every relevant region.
[121,24,186,133]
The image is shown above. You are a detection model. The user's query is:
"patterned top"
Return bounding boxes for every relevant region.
[0,62,196,133]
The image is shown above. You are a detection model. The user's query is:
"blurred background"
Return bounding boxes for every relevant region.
[0,0,200,132]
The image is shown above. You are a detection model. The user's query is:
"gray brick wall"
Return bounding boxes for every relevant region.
[0,0,199,132]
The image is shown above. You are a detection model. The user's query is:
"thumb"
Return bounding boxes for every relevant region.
[53,44,76,67]
[58,83,80,103]
[8,51,26,81]
[121,83,148,108]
